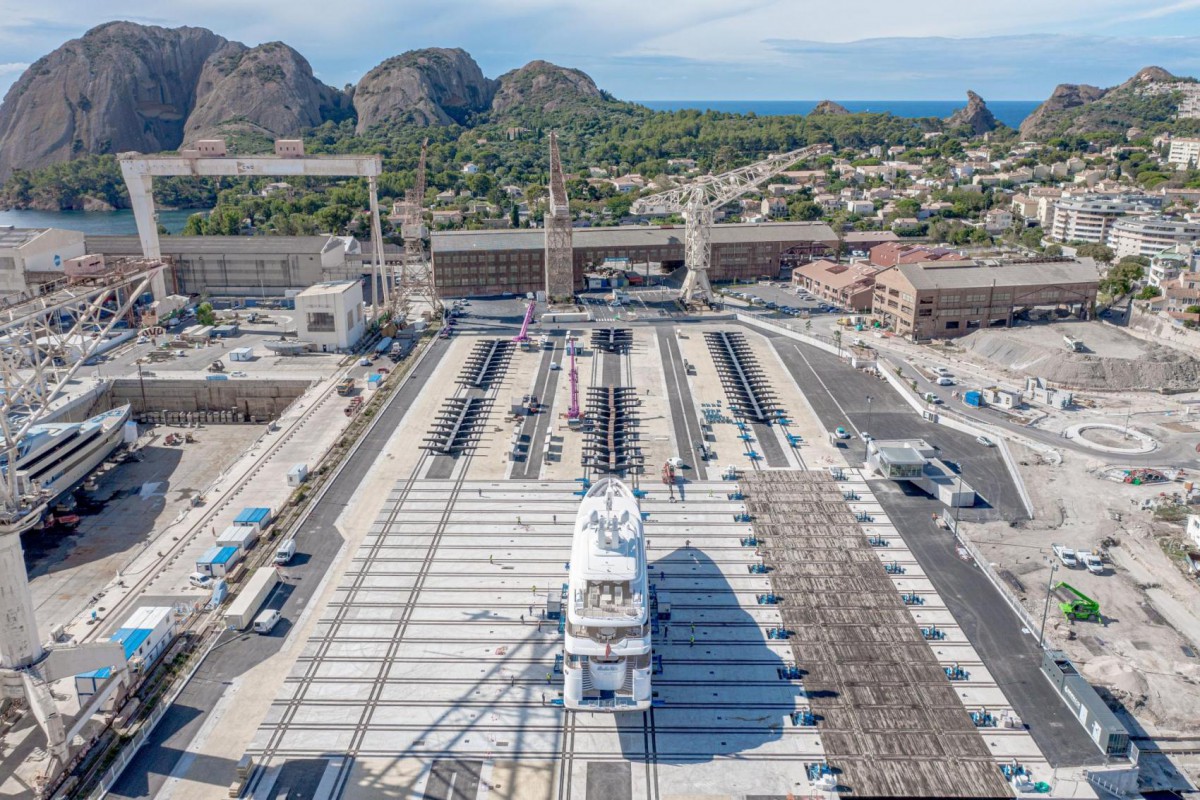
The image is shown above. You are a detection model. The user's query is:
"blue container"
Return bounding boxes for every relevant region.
[964,390,983,408]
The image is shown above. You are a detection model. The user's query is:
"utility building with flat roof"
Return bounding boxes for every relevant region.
[431,222,837,296]
[872,258,1099,340]
[294,280,365,352]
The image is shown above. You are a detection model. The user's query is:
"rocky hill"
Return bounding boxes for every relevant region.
[185,41,348,144]
[809,100,850,116]
[945,91,998,135]
[0,22,229,179]
[352,48,494,131]
[490,60,603,117]
[1020,66,1195,139]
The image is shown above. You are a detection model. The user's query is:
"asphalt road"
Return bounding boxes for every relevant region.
[106,337,454,799]
[657,328,708,480]
[511,337,562,480]
[768,333,1024,522]
[764,332,1106,767]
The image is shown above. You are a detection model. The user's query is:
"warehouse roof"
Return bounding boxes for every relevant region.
[886,258,1100,291]
[432,221,837,253]
[0,226,51,248]
[87,234,338,255]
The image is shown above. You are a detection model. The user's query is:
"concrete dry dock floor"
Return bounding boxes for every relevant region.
[742,470,1015,798]
[246,480,834,800]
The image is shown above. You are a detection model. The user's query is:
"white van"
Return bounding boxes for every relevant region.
[253,609,281,634]
[274,539,297,565]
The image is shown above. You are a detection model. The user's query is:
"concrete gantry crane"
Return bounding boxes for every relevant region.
[118,140,386,307]
[631,143,832,306]
[544,131,574,301]
[398,137,439,315]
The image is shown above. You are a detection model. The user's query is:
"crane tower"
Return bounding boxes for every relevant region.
[631,143,831,306]
[398,138,439,314]
[545,132,574,301]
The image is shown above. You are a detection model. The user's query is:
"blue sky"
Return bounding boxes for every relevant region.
[3,1,1200,101]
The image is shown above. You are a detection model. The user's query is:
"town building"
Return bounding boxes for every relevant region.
[1167,138,1200,168]
[790,259,881,311]
[87,234,359,296]
[293,279,365,352]
[868,242,960,267]
[871,258,1099,340]
[1107,216,1200,260]
[983,209,1014,233]
[1148,245,1196,289]
[1049,198,1134,243]
[0,226,86,296]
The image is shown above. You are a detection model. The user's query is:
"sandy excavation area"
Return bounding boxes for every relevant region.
[953,321,1200,391]
[965,443,1200,750]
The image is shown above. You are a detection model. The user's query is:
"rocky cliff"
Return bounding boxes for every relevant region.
[353,48,494,131]
[0,22,228,179]
[185,41,347,143]
[945,91,998,135]
[1020,66,1193,139]
[809,100,850,116]
[490,60,603,116]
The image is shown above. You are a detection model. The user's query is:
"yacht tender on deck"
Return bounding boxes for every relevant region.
[563,477,652,711]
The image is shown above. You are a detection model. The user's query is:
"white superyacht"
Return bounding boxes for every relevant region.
[563,477,652,711]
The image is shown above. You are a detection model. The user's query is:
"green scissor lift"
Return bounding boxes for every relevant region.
[1054,582,1100,622]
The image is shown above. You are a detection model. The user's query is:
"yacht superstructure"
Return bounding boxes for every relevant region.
[2,404,131,514]
[563,477,652,711]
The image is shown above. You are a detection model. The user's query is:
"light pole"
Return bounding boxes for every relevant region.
[1038,559,1060,650]
[862,395,873,463]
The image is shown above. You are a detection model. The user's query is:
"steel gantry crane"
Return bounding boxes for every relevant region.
[0,260,164,792]
[397,137,440,316]
[631,143,831,307]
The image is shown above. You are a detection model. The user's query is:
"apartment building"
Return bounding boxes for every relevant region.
[1167,138,1200,168]
[1148,245,1196,289]
[1049,198,1132,243]
[1108,216,1200,260]
[790,259,881,312]
[871,258,1099,340]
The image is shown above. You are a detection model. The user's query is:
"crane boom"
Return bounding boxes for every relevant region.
[631,143,831,305]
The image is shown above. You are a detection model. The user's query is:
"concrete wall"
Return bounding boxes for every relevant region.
[110,378,311,419]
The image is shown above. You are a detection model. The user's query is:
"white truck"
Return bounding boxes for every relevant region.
[1051,544,1078,568]
[1079,551,1105,575]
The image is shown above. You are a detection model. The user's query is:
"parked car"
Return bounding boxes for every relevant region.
[976,435,995,447]
[1052,544,1078,568]
[1080,551,1105,575]
[188,572,213,589]
[936,376,955,386]
[253,609,281,635]
[833,426,850,439]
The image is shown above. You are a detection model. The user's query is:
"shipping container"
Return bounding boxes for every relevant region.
[75,606,177,700]
[216,524,259,552]
[963,390,983,408]
[287,464,308,487]
[196,545,241,577]
[229,346,254,362]
[224,567,282,630]
[234,506,273,531]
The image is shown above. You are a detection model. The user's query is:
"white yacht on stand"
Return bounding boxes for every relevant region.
[563,477,652,711]
[1,404,131,525]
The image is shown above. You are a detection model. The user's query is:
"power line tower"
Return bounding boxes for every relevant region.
[545,131,574,302]
[398,138,439,315]
[632,143,831,307]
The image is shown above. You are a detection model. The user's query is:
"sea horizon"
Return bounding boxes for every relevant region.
[639,99,1040,129]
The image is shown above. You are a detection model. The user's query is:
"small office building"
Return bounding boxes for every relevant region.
[294,280,366,352]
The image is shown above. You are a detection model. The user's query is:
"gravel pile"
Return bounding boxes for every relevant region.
[960,330,1200,391]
